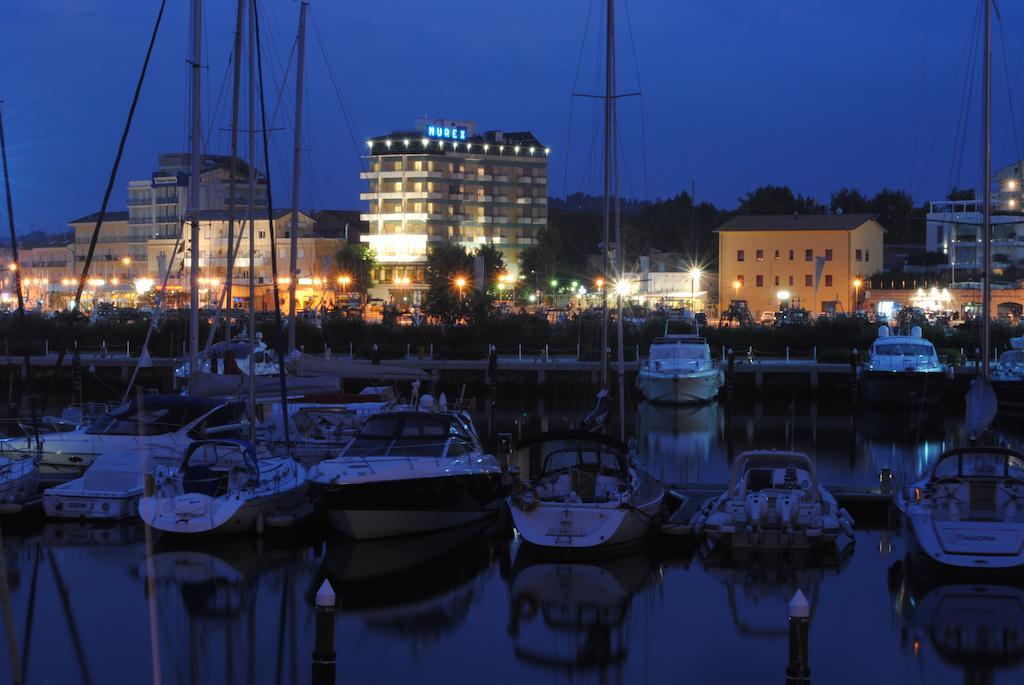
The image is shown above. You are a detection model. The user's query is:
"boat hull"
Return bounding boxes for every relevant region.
[901,509,1024,571]
[311,472,506,540]
[509,494,664,555]
[859,369,944,406]
[141,483,309,536]
[43,488,140,520]
[637,368,722,404]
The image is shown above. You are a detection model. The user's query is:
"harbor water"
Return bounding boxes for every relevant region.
[1,387,1022,684]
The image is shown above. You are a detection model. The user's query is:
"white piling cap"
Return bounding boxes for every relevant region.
[316,579,337,609]
[789,589,810,618]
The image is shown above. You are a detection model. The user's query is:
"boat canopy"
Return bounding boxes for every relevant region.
[649,340,710,362]
[871,340,937,357]
[727,450,821,500]
[514,430,629,480]
[85,396,237,436]
[181,439,259,476]
[344,412,475,458]
[929,446,1024,480]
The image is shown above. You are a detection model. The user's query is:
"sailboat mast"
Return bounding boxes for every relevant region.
[981,0,992,380]
[188,0,202,383]
[612,31,626,441]
[247,0,257,441]
[600,0,613,390]
[287,1,308,352]
[225,0,245,342]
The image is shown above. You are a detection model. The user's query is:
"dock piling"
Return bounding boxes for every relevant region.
[312,579,338,685]
[786,590,811,684]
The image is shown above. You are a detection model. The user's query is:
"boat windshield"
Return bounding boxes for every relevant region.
[345,413,472,458]
[541,447,624,476]
[649,344,708,362]
[933,450,1024,480]
[86,401,219,436]
[874,343,935,357]
[183,441,257,473]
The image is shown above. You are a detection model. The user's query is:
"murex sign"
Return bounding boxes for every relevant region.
[426,124,467,141]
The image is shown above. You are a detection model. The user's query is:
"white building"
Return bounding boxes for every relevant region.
[360,118,548,301]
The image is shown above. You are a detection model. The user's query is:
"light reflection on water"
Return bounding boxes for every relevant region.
[0,393,1022,683]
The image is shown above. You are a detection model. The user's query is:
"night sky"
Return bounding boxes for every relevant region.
[0,0,1021,232]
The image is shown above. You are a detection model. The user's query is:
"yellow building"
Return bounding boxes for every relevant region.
[716,214,885,317]
[21,239,75,309]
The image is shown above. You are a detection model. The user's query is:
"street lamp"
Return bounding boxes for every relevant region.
[852,278,863,313]
[454,275,467,304]
[689,267,702,312]
[732,279,741,300]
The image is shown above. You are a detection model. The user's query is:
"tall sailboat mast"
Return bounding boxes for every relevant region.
[287,1,309,352]
[981,0,992,379]
[247,0,257,441]
[225,0,245,342]
[600,0,614,392]
[188,0,202,382]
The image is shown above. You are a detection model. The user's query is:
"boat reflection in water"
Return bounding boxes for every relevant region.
[143,537,316,685]
[506,548,660,676]
[700,544,852,639]
[635,401,719,483]
[312,520,504,647]
[889,556,1024,684]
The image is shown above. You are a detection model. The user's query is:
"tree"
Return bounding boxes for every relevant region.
[737,185,820,215]
[335,243,376,292]
[947,187,975,201]
[423,243,475,324]
[475,243,506,292]
[870,188,917,244]
[830,187,871,214]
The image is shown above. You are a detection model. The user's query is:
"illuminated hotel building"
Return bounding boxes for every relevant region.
[361,118,548,300]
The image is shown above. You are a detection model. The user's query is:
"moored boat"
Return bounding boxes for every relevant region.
[896,445,1024,572]
[507,431,665,555]
[693,450,854,550]
[140,439,308,535]
[308,404,505,540]
[858,325,947,405]
[636,334,723,404]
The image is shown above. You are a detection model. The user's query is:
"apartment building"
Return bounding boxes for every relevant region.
[361,117,548,301]
[716,214,885,316]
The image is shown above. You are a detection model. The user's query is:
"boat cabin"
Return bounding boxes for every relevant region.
[646,336,712,371]
[179,439,259,497]
[513,431,630,503]
[85,396,246,438]
[343,412,479,459]
[727,451,820,502]
[867,326,941,372]
[920,447,1024,522]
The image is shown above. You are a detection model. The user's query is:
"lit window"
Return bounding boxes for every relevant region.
[756,249,764,262]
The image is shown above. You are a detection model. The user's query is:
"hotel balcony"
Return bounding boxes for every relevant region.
[464,195,493,203]
[518,176,533,184]
[361,212,443,222]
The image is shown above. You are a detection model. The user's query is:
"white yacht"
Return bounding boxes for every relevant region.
[140,439,308,535]
[693,450,854,550]
[859,326,947,405]
[992,336,1024,414]
[897,445,1024,571]
[308,403,505,540]
[0,395,247,485]
[636,334,723,404]
[507,431,665,554]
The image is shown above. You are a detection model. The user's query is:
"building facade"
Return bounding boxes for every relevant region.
[926,161,1024,272]
[361,117,548,301]
[716,214,885,317]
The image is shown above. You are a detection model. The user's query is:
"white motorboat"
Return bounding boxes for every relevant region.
[173,334,278,385]
[693,450,854,550]
[0,395,248,485]
[992,336,1024,414]
[858,325,947,405]
[140,439,308,535]
[636,334,723,404]
[507,431,665,554]
[896,445,1024,571]
[308,403,505,540]
[43,450,142,520]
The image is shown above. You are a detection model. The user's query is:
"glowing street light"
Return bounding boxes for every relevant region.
[733,279,741,298]
[614,279,631,297]
[594,277,605,290]
[852,278,863,312]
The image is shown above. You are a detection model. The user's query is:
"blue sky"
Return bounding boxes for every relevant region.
[0,0,1020,231]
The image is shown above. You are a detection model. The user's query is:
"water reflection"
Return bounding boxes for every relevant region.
[889,556,1024,684]
[636,401,719,482]
[313,521,504,650]
[506,547,660,678]
[701,545,852,641]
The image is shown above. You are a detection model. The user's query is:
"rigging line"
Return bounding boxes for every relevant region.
[994,11,1022,162]
[947,3,982,196]
[202,38,238,154]
[622,0,648,201]
[41,0,168,417]
[920,0,982,198]
[907,0,933,197]
[254,0,291,450]
[563,0,598,198]
[0,102,40,449]
[310,9,367,172]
